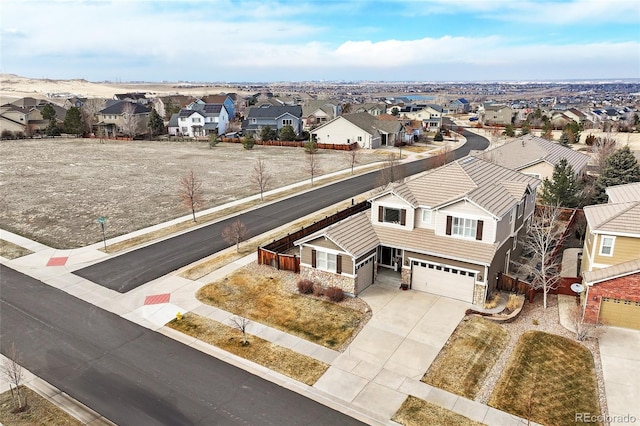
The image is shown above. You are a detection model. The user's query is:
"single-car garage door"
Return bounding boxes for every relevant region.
[355,258,375,294]
[411,260,475,303]
[599,297,640,330]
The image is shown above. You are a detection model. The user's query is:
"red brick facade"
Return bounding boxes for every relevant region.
[583,273,640,323]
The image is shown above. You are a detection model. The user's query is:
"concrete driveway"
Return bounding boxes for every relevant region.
[599,327,640,422]
[314,281,469,420]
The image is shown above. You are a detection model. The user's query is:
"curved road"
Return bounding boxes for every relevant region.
[75,125,488,292]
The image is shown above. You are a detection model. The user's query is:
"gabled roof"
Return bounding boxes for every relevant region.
[294,212,379,258]
[341,112,378,134]
[472,134,590,174]
[168,113,179,127]
[584,201,640,235]
[374,156,539,218]
[606,182,640,204]
[99,101,150,115]
[178,109,205,118]
[583,258,640,285]
[245,105,302,119]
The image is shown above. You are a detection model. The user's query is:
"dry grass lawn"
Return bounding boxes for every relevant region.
[392,396,484,426]
[167,312,328,385]
[0,239,33,259]
[489,331,600,426]
[0,386,82,426]
[197,269,365,349]
[422,317,509,399]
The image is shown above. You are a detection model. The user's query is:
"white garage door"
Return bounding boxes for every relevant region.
[410,260,475,303]
[356,258,375,294]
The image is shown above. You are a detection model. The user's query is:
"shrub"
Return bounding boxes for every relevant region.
[433,131,444,142]
[312,283,324,297]
[297,279,314,294]
[584,134,597,146]
[325,286,344,302]
[1,129,14,139]
[208,134,219,148]
[484,292,502,309]
[506,294,524,312]
[242,135,255,150]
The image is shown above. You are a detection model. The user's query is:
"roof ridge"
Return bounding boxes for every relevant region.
[589,201,640,230]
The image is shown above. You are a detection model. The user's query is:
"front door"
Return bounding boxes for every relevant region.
[378,246,401,270]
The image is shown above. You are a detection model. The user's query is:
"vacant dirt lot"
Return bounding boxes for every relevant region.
[0,139,383,248]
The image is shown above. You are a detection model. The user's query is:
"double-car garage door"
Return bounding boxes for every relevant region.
[410,260,475,303]
[599,297,640,330]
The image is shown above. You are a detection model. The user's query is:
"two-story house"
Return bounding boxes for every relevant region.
[471,134,590,182]
[482,104,513,126]
[311,112,404,149]
[448,98,471,114]
[294,156,539,305]
[580,182,640,329]
[168,103,230,137]
[241,105,303,137]
[302,100,342,130]
[96,101,151,137]
[400,105,442,131]
[353,103,387,116]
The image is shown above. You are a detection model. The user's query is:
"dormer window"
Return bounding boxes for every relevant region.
[422,208,432,224]
[446,216,484,240]
[378,206,406,226]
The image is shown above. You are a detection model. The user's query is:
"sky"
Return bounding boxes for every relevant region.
[1,0,639,82]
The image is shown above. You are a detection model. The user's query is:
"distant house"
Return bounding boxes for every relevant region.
[63,97,88,109]
[400,105,442,131]
[96,101,151,137]
[471,134,590,182]
[189,95,236,120]
[27,103,68,133]
[241,105,303,137]
[482,104,513,126]
[448,98,471,114]
[152,95,191,120]
[168,103,230,137]
[114,93,149,104]
[311,112,404,149]
[1,98,68,135]
[0,104,29,134]
[302,100,342,130]
[353,103,386,116]
[294,155,540,303]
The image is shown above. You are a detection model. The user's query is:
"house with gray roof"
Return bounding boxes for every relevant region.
[302,100,342,130]
[96,101,151,137]
[241,105,302,137]
[471,134,590,183]
[310,112,404,149]
[168,103,230,137]
[295,155,540,304]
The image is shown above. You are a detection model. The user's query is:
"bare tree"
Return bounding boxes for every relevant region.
[81,98,105,135]
[569,305,602,342]
[305,151,322,186]
[375,153,406,191]
[230,316,251,346]
[590,136,618,176]
[344,146,360,174]
[2,342,26,411]
[432,143,454,168]
[222,219,248,252]
[516,206,564,309]
[250,158,272,201]
[179,170,204,222]
[121,102,141,138]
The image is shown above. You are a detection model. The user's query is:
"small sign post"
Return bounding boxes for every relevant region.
[97,216,107,252]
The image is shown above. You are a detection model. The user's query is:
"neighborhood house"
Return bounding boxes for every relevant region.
[295,156,540,305]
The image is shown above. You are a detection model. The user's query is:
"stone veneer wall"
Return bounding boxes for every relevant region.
[473,283,487,306]
[401,268,411,286]
[300,266,356,295]
[583,274,640,323]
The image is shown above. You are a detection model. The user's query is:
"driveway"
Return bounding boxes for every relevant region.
[598,327,640,421]
[313,280,469,420]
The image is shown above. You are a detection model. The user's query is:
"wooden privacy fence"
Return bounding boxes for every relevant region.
[257,200,371,272]
[220,138,357,151]
[497,272,532,294]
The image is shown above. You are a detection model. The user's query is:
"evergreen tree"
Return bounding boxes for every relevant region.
[594,146,640,203]
[559,130,571,146]
[519,122,530,136]
[433,131,444,142]
[148,108,164,136]
[278,125,296,141]
[41,104,56,121]
[503,124,515,137]
[63,106,83,135]
[540,158,582,207]
[260,125,277,141]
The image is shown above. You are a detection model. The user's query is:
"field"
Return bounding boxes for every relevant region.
[0,138,382,248]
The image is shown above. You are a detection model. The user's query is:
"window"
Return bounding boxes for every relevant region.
[192,117,201,123]
[422,208,432,224]
[378,206,406,225]
[452,217,477,239]
[251,118,257,124]
[599,236,615,256]
[180,117,186,121]
[517,200,524,218]
[316,251,337,272]
[282,119,293,126]
[357,136,362,142]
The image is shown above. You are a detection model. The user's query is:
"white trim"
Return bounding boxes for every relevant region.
[436,197,500,220]
[355,253,376,269]
[304,243,347,257]
[407,257,479,277]
[589,229,640,239]
[584,270,640,286]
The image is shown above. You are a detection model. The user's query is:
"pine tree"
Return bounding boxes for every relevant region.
[540,158,582,207]
[594,146,640,203]
[63,106,83,135]
[559,130,571,146]
[148,108,164,136]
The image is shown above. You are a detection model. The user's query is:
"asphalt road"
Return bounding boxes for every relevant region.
[74,126,488,293]
[0,265,366,426]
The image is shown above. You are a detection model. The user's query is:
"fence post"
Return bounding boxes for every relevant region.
[276,253,280,270]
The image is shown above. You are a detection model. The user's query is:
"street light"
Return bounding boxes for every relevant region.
[97,216,108,252]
